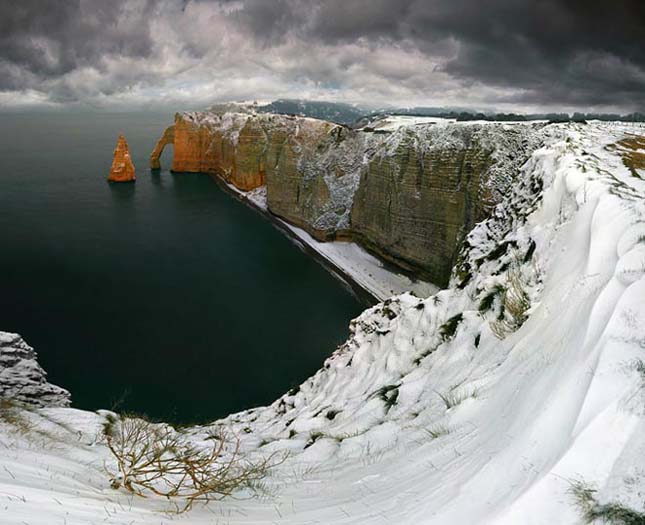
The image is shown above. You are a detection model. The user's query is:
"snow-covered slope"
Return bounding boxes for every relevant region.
[1,122,644,524]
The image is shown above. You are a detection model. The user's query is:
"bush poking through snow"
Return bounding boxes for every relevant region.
[436,388,478,410]
[490,263,531,340]
[372,384,400,412]
[570,479,645,524]
[104,415,283,513]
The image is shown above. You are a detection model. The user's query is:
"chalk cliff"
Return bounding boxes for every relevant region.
[151,110,545,285]
[108,134,136,182]
[151,111,365,237]
[351,123,544,285]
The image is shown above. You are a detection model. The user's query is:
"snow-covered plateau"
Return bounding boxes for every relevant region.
[1,121,644,524]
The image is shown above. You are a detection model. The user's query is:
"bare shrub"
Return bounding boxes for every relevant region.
[104,415,284,513]
[490,263,531,339]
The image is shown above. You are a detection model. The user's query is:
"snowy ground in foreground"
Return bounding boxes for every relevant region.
[227,184,438,301]
[1,122,645,524]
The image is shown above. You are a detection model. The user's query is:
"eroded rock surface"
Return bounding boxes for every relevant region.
[0,332,71,408]
[151,111,363,235]
[351,124,544,286]
[108,134,136,182]
[150,125,175,170]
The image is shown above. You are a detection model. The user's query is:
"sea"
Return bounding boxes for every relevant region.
[0,111,362,423]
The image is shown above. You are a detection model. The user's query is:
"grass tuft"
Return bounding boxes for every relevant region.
[425,425,451,439]
[490,264,531,340]
[479,285,504,313]
[570,479,645,524]
[436,388,478,410]
[372,384,400,412]
[439,313,463,342]
[304,431,325,449]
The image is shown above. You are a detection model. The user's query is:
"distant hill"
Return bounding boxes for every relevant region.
[254,99,645,126]
[256,99,368,125]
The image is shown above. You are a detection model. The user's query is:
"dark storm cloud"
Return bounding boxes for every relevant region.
[1,0,644,110]
[0,0,157,98]
[406,0,645,107]
[256,0,645,108]
[0,0,154,74]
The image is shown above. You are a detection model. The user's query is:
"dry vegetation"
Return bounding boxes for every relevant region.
[570,479,645,524]
[103,414,284,513]
[0,399,31,434]
[608,135,645,178]
[490,265,531,340]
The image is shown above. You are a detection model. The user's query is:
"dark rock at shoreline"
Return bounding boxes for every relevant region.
[0,332,71,408]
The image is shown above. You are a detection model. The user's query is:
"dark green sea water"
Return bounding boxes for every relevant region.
[0,112,362,424]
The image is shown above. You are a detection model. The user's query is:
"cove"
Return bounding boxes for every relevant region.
[0,112,363,424]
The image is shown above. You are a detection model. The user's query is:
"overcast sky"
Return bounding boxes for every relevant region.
[1,0,643,113]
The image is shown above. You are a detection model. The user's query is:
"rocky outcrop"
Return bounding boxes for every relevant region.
[0,332,71,408]
[108,134,136,182]
[151,110,545,286]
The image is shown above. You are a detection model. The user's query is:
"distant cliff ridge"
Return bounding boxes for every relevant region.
[151,110,545,286]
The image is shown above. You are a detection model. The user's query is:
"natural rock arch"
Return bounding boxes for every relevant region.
[150,125,175,169]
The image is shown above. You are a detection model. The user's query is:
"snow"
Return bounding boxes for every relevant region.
[364,115,457,131]
[1,122,644,524]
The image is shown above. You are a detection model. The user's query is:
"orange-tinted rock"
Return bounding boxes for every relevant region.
[150,125,174,170]
[108,134,136,182]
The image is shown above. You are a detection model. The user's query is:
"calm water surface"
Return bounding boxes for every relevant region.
[0,112,362,423]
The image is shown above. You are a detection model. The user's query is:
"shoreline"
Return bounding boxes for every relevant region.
[207,173,381,306]
[198,171,439,305]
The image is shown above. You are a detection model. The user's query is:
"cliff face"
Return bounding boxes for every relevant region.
[151,110,544,286]
[350,125,541,285]
[151,111,364,236]
[264,120,372,239]
[108,134,135,182]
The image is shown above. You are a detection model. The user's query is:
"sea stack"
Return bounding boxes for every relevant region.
[108,134,136,182]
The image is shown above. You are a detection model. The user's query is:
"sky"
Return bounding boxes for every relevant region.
[1,0,644,113]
